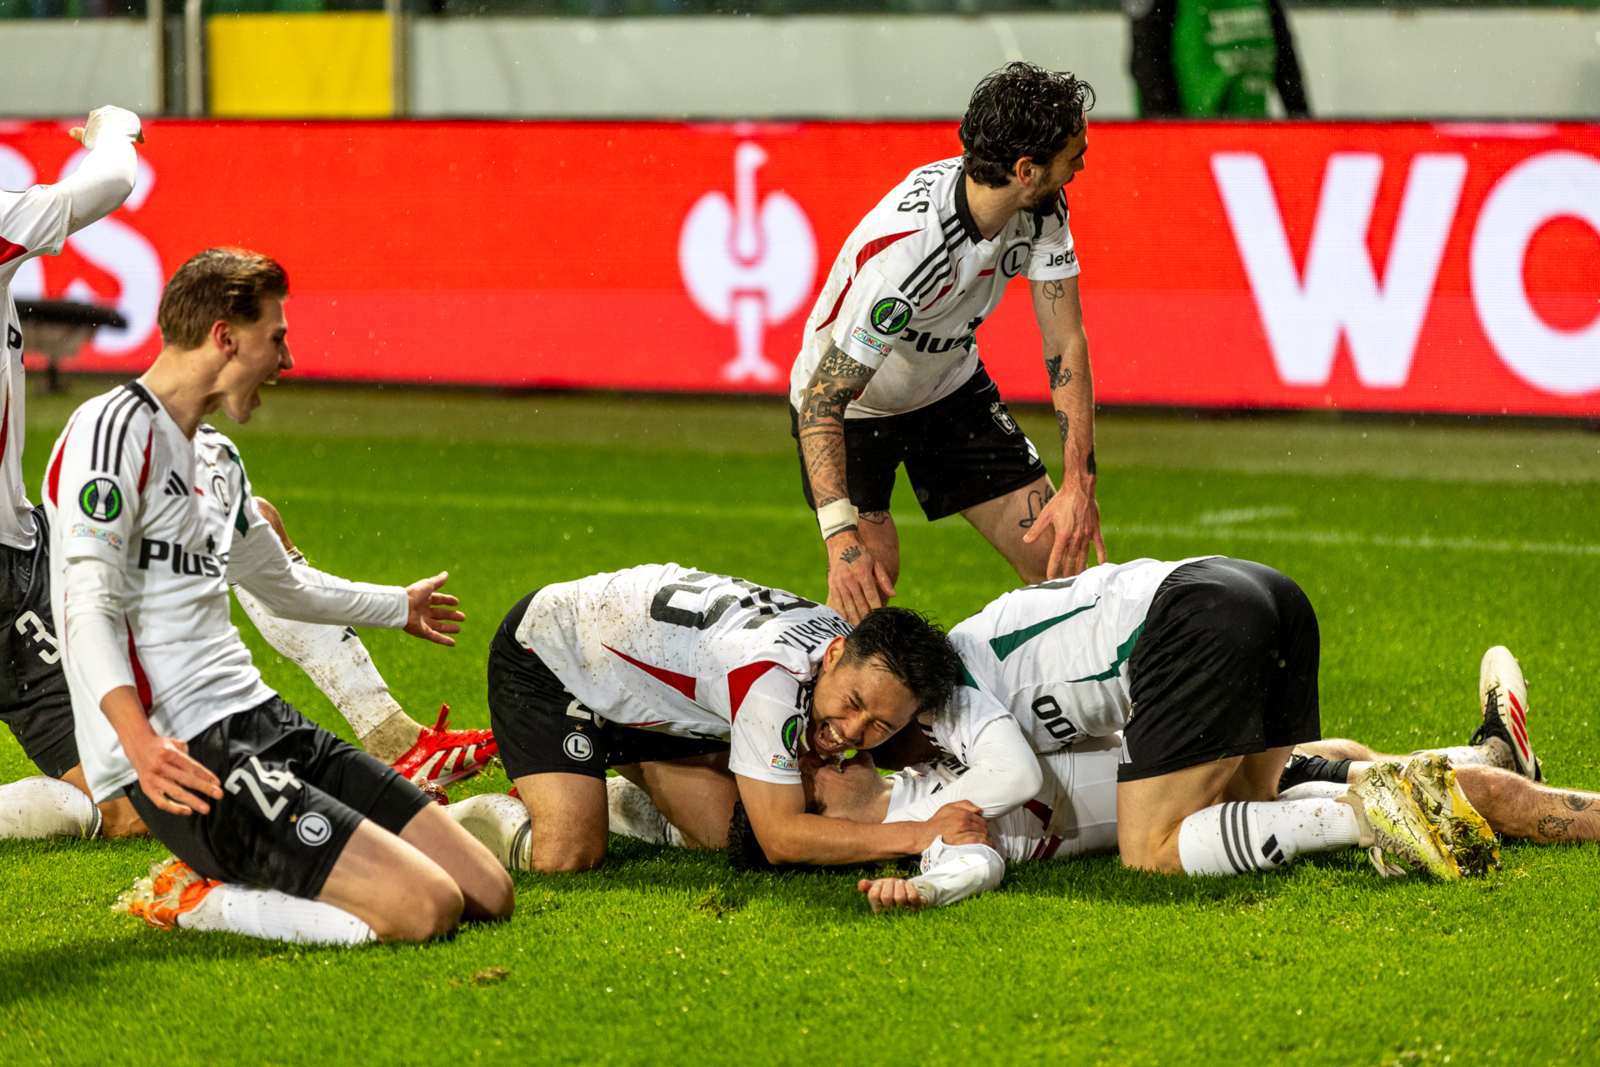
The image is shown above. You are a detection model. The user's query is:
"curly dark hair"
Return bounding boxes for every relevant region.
[841,607,960,716]
[959,62,1095,189]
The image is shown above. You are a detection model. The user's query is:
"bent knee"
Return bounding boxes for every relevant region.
[1118,827,1186,875]
[530,843,606,874]
[375,877,464,943]
[483,867,516,920]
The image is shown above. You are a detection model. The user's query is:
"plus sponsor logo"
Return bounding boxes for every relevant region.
[136,537,223,578]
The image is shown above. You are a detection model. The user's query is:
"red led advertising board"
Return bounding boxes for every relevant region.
[3,119,1597,415]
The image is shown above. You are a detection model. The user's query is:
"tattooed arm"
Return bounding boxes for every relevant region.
[1023,275,1105,578]
[798,345,896,624]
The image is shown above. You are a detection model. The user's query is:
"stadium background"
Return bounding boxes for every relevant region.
[3,3,1600,1064]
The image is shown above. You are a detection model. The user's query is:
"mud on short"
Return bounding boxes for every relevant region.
[487,592,729,781]
[789,366,1048,521]
[128,696,432,898]
[0,505,78,778]
[1119,558,1322,782]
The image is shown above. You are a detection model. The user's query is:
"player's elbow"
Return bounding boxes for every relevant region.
[981,758,1044,818]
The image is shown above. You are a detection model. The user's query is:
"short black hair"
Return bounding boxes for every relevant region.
[840,607,960,717]
[726,801,775,872]
[959,62,1095,189]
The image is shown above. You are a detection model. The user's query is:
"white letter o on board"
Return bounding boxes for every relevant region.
[1471,151,1600,397]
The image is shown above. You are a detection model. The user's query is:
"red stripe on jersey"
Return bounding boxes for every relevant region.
[726,660,783,721]
[136,426,153,492]
[978,269,995,277]
[926,280,955,309]
[1023,799,1052,827]
[45,413,76,505]
[1037,835,1063,861]
[0,390,9,469]
[127,628,153,712]
[0,236,27,267]
[815,230,920,334]
[604,644,697,702]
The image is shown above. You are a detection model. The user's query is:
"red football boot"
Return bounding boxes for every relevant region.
[391,704,497,788]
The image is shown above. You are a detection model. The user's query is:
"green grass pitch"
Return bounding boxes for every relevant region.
[4,383,1600,1065]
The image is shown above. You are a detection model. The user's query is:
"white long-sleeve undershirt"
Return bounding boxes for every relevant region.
[908,836,1006,907]
[60,556,135,710]
[885,714,1045,824]
[54,107,140,235]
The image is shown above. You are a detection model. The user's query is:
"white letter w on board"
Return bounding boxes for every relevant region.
[1212,152,1466,388]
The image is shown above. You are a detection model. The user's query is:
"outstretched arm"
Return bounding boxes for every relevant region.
[737,774,988,866]
[57,106,143,235]
[1023,276,1104,578]
[797,344,894,623]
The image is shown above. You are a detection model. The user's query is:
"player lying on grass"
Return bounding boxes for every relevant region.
[447,564,986,872]
[0,492,495,841]
[792,63,1104,626]
[889,556,1487,880]
[48,248,511,945]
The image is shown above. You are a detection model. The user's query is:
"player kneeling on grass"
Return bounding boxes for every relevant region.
[888,556,1492,881]
[0,492,494,843]
[44,248,511,944]
[446,564,987,873]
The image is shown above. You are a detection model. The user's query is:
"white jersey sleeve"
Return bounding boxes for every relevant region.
[1022,195,1081,282]
[726,668,807,786]
[829,266,914,370]
[887,713,1042,823]
[908,836,1006,908]
[49,397,150,569]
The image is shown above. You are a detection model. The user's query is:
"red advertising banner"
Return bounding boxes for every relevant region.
[2,119,1597,415]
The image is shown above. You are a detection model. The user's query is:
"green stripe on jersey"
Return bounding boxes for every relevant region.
[987,601,1097,661]
[958,661,980,689]
[1062,624,1145,684]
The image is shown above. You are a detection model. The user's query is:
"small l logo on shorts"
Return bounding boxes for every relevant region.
[296,811,332,847]
[563,732,595,761]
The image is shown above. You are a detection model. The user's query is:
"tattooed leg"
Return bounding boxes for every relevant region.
[961,474,1057,585]
[1454,765,1600,843]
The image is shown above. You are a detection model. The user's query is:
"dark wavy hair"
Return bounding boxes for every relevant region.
[959,62,1096,189]
[841,607,959,717]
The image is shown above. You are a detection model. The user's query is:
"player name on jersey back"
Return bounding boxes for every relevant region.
[513,563,851,784]
[790,157,1081,420]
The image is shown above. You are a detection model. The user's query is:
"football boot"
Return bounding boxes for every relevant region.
[1402,754,1500,877]
[1473,646,1541,781]
[391,704,497,788]
[113,856,220,929]
[1342,762,1459,881]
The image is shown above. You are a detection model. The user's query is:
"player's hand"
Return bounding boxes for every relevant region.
[70,105,144,148]
[1023,478,1105,580]
[857,877,928,914]
[918,800,990,850]
[405,571,464,647]
[130,735,222,817]
[824,530,896,625]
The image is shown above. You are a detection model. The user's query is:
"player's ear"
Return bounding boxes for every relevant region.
[821,635,848,673]
[210,318,235,355]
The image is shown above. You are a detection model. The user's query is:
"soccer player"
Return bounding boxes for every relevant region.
[884,556,1485,880]
[46,248,512,945]
[453,564,986,872]
[791,63,1104,625]
[2,107,145,837]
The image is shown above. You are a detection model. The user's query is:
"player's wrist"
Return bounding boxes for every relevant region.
[816,499,859,541]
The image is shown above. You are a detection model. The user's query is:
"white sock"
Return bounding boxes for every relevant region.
[234,581,417,759]
[1278,781,1349,803]
[448,793,531,871]
[177,884,375,945]
[1178,800,1361,876]
[0,776,101,839]
[1414,742,1511,770]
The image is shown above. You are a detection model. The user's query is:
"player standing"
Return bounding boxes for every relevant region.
[46,248,511,944]
[791,63,1103,624]
[1,107,144,838]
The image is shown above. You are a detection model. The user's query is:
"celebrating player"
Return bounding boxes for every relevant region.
[880,556,1493,881]
[791,63,1102,625]
[45,248,511,945]
[455,564,985,873]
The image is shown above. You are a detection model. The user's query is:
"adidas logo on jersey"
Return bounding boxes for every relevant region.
[137,537,222,578]
[163,472,189,497]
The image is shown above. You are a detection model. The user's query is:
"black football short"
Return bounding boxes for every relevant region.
[0,506,78,779]
[789,366,1048,521]
[127,696,432,899]
[488,592,729,781]
[1119,558,1322,782]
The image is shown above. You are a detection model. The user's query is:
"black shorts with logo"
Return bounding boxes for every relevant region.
[0,506,78,779]
[789,366,1048,522]
[127,696,432,899]
[487,592,730,781]
[1119,558,1322,782]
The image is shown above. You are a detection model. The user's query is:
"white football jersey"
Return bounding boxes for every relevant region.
[789,156,1080,419]
[44,388,398,801]
[888,735,1121,864]
[944,558,1216,757]
[1,183,72,550]
[513,564,852,786]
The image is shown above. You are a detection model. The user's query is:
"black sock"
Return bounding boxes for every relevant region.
[1279,754,1353,792]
